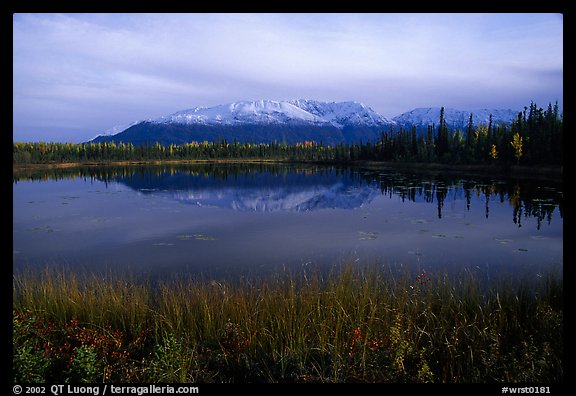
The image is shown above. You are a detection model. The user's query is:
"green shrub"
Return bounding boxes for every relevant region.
[13,345,50,383]
[66,346,102,383]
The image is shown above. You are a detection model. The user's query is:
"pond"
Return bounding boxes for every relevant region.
[13,163,563,282]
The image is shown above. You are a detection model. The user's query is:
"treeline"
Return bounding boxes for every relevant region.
[13,101,562,166]
[367,101,562,165]
[12,140,336,163]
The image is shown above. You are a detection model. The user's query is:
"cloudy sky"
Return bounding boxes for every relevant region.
[13,13,563,143]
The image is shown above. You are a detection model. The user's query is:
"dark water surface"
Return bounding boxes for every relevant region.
[13,164,563,281]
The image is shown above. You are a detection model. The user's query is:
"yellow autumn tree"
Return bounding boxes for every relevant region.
[489,144,498,160]
[510,132,523,164]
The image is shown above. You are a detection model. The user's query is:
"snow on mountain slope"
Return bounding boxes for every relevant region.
[393,107,518,130]
[153,100,325,126]
[150,99,393,129]
[101,120,142,136]
[287,99,393,127]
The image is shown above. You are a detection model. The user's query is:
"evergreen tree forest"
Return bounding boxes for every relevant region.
[13,101,562,167]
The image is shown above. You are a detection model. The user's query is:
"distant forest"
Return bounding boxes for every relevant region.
[14,101,562,166]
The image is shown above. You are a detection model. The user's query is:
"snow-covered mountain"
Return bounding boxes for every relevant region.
[92,99,395,145]
[151,99,393,128]
[93,100,520,145]
[393,107,518,131]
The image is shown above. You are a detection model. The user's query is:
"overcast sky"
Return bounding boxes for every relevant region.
[13,13,563,143]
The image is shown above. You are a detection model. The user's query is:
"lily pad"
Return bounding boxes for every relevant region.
[358,231,378,240]
[152,242,174,247]
[30,225,56,233]
[194,234,217,241]
[176,234,195,240]
[518,248,529,252]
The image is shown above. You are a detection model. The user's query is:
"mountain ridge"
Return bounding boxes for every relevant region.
[145,99,393,129]
[93,99,519,145]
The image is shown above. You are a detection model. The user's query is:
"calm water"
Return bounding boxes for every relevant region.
[13,164,563,281]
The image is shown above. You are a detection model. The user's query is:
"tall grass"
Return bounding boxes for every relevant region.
[13,267,152,334]
[13,264,563,383]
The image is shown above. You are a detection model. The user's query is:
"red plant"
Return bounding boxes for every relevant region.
[349,326,387,357]
[14,310,152,382]
[348,327,363,357]
[368,338,382,351]
[414,270,431,288]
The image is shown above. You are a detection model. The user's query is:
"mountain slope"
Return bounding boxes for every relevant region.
[96,122,349,146]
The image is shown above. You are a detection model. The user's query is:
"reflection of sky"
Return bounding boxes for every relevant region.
[13,168,563,281]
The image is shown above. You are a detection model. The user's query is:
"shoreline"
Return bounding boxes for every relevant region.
[352,161,563,180]
[13,159,563,180]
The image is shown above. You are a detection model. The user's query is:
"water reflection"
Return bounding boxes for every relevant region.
[13,164,563,229]
[366,173,562,230]
[13,163,563,281]
[110,167,379,212]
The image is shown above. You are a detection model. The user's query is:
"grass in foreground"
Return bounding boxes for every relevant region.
[13,265,562,383]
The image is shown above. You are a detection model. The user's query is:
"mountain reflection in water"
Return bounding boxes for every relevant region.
[71,164,562,229]
[119,168,379,212]
[13,163,563,281]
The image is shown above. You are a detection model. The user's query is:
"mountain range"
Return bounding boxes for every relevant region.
[92,99,519,146]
